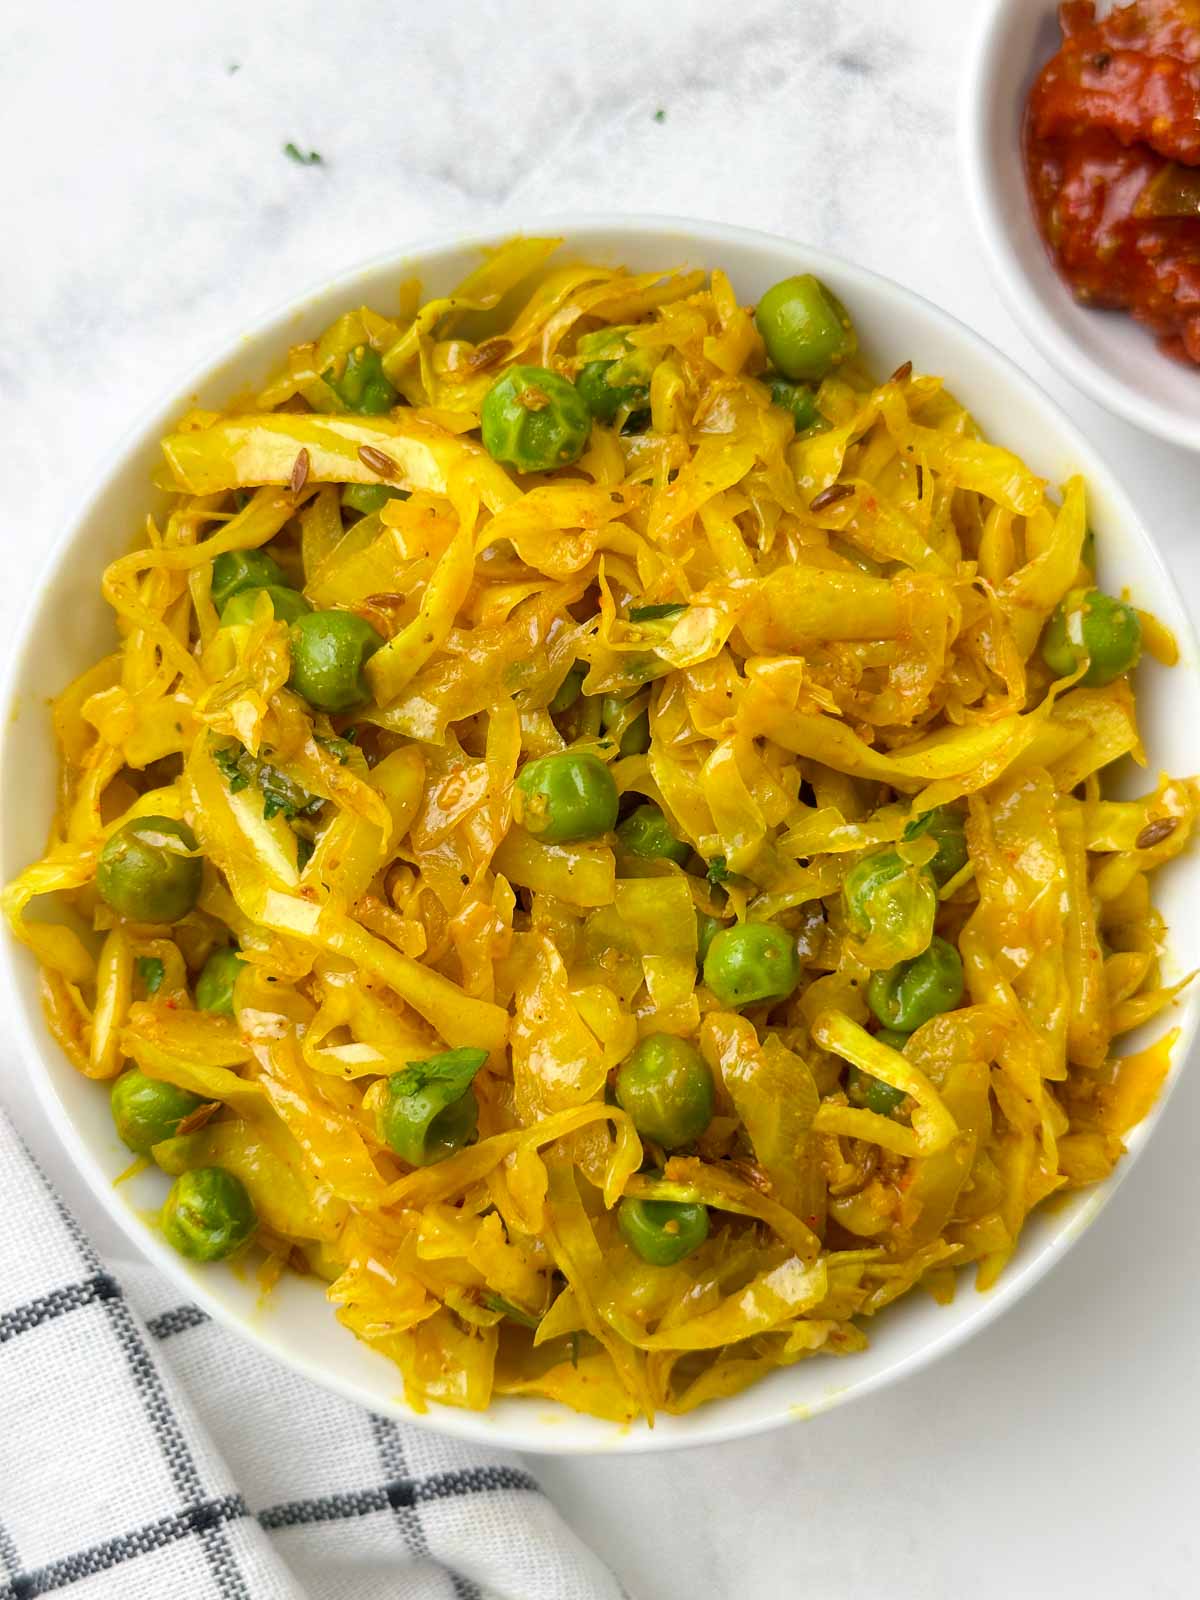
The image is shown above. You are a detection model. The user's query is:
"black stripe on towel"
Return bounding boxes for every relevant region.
[0,1273,120,1345]
[146,1303,210,1340]
[0,1497,248,1599]
[256,1467,539,1532]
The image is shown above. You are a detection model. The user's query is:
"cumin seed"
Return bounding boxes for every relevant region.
[809,483,854,513]
[518,384,550,412]
[357,444,398,479]
[466,337,513,373]
[890,360,913,384]
[290,448,310,495]
[175,1101,220,1137]
[1136,816,1178,850]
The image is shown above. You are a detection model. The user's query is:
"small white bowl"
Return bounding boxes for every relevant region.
[3,216,1199,1455]
[962,0,1200,451]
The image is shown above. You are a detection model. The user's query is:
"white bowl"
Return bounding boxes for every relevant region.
[3,216,1198,1455]
[962,0,1200,451]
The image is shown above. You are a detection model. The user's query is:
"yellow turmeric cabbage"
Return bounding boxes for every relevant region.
[4,237,1195,1425]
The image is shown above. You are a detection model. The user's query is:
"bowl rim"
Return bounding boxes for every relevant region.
[959,0,1200,454]
[3,210,1198,1455]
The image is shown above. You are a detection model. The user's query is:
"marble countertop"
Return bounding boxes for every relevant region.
[3,0,1198,1595]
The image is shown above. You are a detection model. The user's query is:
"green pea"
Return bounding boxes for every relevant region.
[575,327,658,423]
[615,1033,714,1149]
[321,344,398,415]
[481,365,591,474]
[110,1070,204,1155]
[616,803,690,866]
[755,275,857,382]
[211,549,286,611]
[195,947,245,1017]
[903,805,968,887]
[577,328,634,362]
[161,1167,257,1261]
[376,1047,488,1166]
[601,695,650,756]
[845,1064,907,1119]
[868,935,964,1032]
[703,921,800,1009]
[696,911,723,967]
[514,751,618,844]
[220,585,312,627]
[621,712,650,755]
[576,362,644,423]
[618,1196,709,1266]
[766,374,828,435]
[96,816,202,924]
[288,610,385,712]
[135,955,165,996]
[842,850,936,952]
[1041,587,1142,687]
[549,661,587,715]
[341,483,409,516]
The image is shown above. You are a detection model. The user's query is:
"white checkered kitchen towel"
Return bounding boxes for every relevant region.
[0,1108,626,1600]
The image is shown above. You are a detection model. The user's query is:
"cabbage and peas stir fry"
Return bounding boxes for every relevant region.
[5,238,1195,1421]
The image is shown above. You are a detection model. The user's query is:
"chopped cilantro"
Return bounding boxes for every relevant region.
[653,108,666,123]
[135,956,165,996]
[707,855,732,886]
[315,732,356,766]
[481,1293,541,1331]
[212,740,324,821]
[284,142,323,166]
[296,835,315,870]
[394,1048,488,1102]
[259,765,325,821]
[212,743,250,793]
[629,601,687,622]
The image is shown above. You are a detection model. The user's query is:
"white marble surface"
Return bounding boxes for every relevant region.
[3,0,1199,1595]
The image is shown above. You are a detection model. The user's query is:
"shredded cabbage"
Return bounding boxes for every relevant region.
[4,237,1195,1424]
